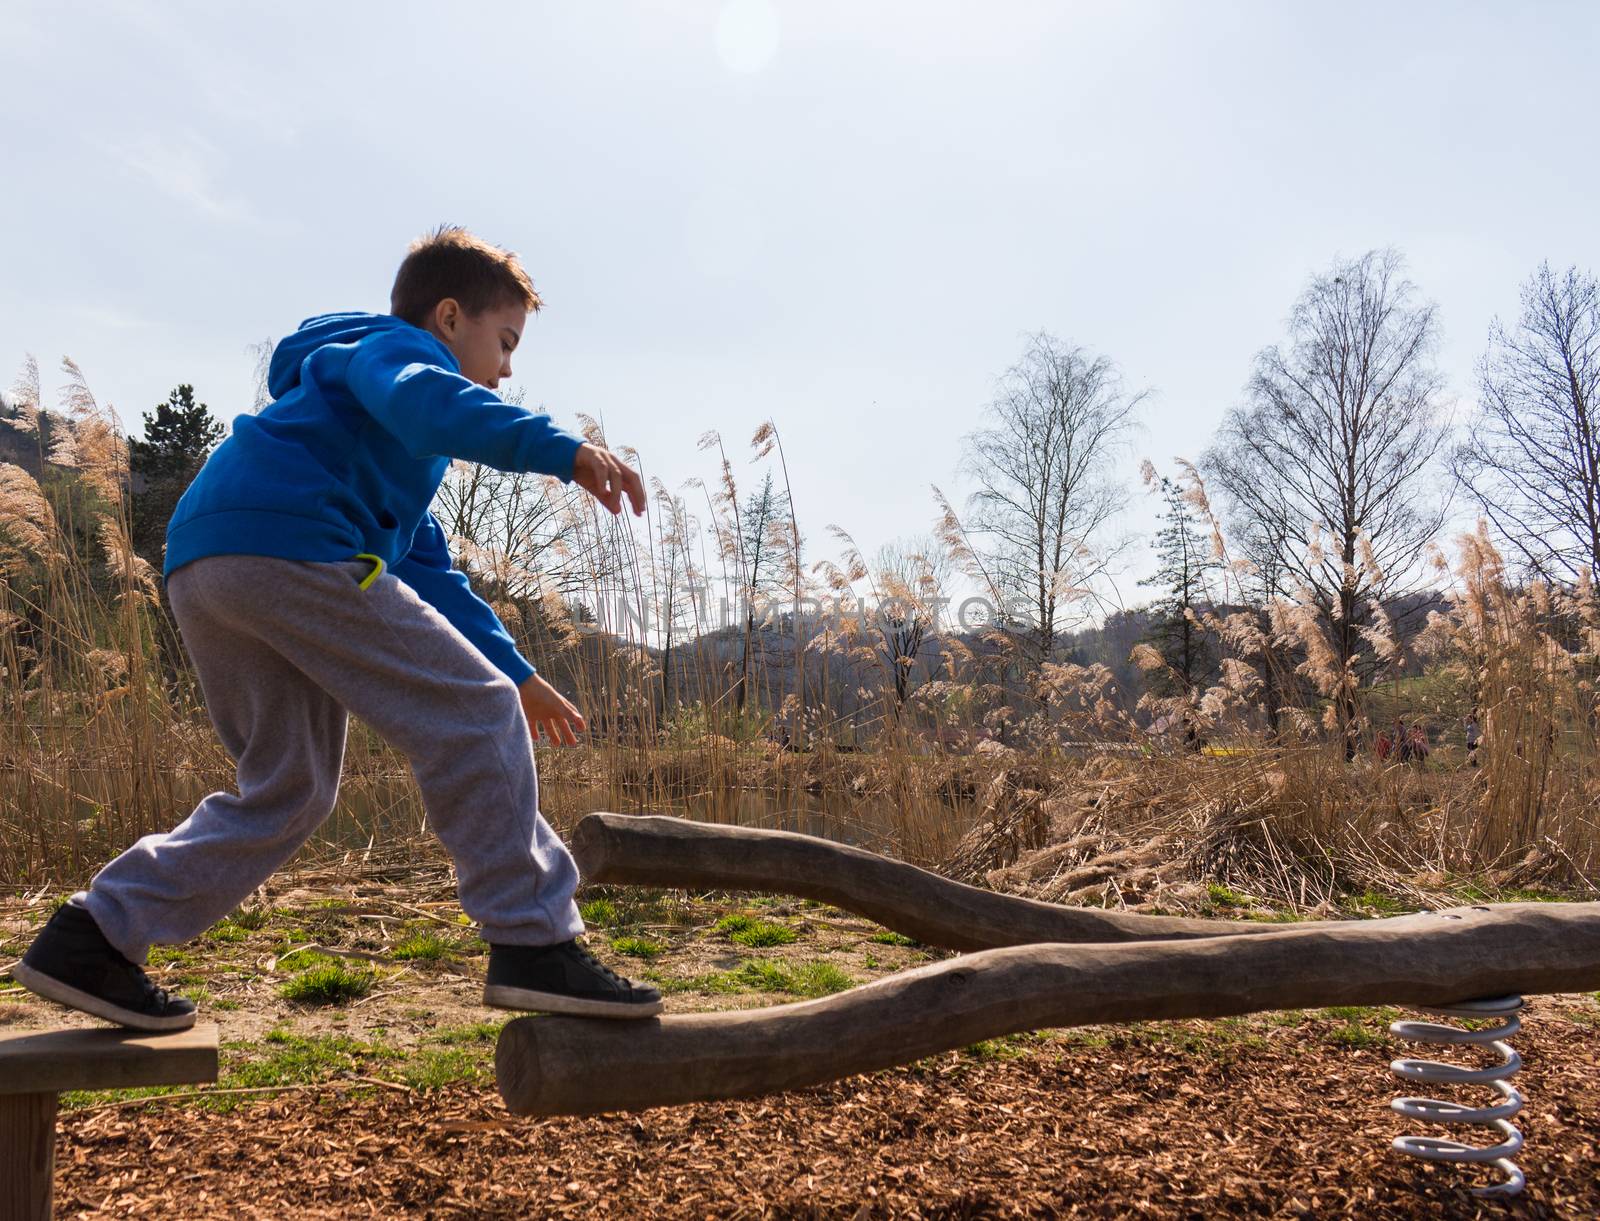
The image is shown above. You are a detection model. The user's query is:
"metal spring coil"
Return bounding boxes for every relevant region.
[1388,995,1526,1198]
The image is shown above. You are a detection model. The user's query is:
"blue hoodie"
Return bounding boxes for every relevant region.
[164,312,587,685]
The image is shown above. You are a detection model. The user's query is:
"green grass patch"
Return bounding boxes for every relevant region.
[610,935,665,959]
[733,959,853,998]
[230,1030,396,1089]
[228,905,274,931]
[1318,1005,1401,1051]
[578,886,690,928]
[1327,1023,1389,1050]
[398,1045,490,1090]
[61,1083,194,1110]
[868,930,918,946]
[1342,890,1409,917]
[1204,883,1256,910]
[1319,1005,1402,1023]
[961,1031,1054,1061]
[1497,887,1578,903]
[1099,1018,1269,1059]
[729,921,799,948]
[65,1030,398,1112]
[279,957,377,1005]
[391,932,457,962]
[640,968,743,997]
[205,920,250,944]
[431,1021,504,1045]
[146,946,195,968]
[713,913,754,935]
[579,898,619,927]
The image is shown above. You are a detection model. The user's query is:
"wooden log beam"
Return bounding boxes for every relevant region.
[0,1025,218,1221]
[0,1094,54,1221]
[497,902,1600,1117]
[0,1024,219,1097]
[572,812,1281,950]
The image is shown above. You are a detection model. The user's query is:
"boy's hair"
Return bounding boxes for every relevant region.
[390,225,542,327]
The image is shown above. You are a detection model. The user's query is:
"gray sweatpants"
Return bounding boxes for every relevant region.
[79,555,584,964]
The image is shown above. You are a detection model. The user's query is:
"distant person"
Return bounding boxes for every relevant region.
[1375,728,1393,762]
[1464,715,1481,768]
[1183,714,1205,753]
[16,227,662,1030]
[1391,717,1410,764]
[1406,723,1430,764]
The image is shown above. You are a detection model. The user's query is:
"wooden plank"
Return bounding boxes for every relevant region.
[572,812,1282,950]
[497,902,1600,1116]
[0,1092,55,1221]
[0,1024,218,1096]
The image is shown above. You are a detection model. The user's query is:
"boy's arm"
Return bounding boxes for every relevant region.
[391,512,536,687]
[345,328,586,477]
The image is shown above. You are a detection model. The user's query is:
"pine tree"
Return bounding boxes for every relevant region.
[732,471,791,714]
[1138,475,1218,695]
[129,385,225,565]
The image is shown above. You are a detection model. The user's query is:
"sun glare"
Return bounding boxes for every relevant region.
[715,0,779,75]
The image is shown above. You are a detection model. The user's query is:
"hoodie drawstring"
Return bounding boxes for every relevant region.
[354,553,385,591]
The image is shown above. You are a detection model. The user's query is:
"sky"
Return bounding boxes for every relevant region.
[3,0,1598,607]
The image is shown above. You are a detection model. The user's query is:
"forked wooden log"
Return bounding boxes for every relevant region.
[497,902,1600,1116]
[572,812,1282,950]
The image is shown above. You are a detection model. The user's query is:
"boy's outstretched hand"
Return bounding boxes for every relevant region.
[518,674,586,747]
[573,443,646,516]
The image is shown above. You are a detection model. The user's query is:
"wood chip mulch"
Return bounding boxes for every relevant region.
[55,1012,1599,1220]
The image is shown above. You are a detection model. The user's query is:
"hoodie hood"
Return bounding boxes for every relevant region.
[266,313,426,401]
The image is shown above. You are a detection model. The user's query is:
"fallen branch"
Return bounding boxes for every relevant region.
[572,813,1283,951]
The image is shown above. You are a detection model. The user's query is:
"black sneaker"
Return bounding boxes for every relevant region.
[12,903,198,1032]
[483,939,664,1019]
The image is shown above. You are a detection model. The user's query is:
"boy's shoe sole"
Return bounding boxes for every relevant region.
[483,983,664,1019]
[12,961,199,1033]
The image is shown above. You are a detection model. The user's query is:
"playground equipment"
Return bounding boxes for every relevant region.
[494,813,1600,1199]
[568,811,1287,949]
[1390,995,1528,1198]
[0,1024,218,1221]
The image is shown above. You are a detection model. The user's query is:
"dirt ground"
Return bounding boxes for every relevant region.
[4,867,1598,1219]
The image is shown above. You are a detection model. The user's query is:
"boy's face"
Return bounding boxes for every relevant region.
[426,297,527,390]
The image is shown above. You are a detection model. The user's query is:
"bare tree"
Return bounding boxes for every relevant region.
[962,332,1143,665]
[247,339,274,416]
[428,389,599,606]
[1205,249,1449,749]
[431,459,586,599]
[1455,262,1600,583]
[872,537,950,713]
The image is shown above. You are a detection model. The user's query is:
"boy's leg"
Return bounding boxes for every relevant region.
[164,555,584,950]
[79,561,351,963]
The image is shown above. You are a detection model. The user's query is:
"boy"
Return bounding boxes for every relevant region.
[14,226,663,1029]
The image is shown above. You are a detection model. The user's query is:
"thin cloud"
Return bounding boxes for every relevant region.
[108,129,253,222]
[66,305,159,332]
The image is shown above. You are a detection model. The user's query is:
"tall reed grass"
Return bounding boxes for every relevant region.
[0,357,1594,904]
